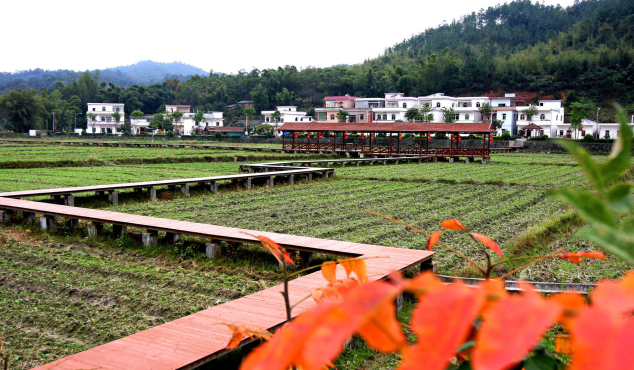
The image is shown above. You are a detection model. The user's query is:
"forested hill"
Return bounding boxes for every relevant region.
[2,0,634,133]
[0,61,208,93]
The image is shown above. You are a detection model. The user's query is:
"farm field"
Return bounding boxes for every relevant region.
[0,138,283,148]
[1,145,631,369]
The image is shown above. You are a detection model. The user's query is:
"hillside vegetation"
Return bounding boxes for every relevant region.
[1,0,633,132]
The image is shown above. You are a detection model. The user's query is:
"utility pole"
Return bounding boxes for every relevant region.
[74,112,82,132]
[596,108,601,138]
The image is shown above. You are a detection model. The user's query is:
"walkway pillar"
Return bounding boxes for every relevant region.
[205,241,223,258]
[180,184,190,196]
[113,225,127,238]
[87,222,104,238]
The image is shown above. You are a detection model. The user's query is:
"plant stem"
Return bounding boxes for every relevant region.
[282,260,292,322]
[366,210,487,276]
[499,247,568,279]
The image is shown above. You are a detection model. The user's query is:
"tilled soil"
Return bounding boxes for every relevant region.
[0,227,281,369]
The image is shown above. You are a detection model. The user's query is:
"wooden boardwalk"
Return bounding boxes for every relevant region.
[239,156,436,172]
[0,197,434,370]
[0,167,334,204]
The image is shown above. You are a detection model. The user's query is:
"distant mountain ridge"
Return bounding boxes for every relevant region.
[0,61,209,93]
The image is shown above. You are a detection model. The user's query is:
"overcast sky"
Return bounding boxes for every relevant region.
[2,0,577,74]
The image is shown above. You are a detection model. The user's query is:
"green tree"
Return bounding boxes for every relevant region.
[523,106,539,121]
[569,101,594,139]
[112,111,122,132]
[271,109,281,125]
[243,107,257,119]
[150,113,173,132]
[275,88,293,106]
[193,111,205,130]
[171,110,184,123]
[0,89,47,133]
[336,110,350,123]
[405,108,421,122]
[419,104,434,123]
[478,103,493,122]
[131,109,144,119]
[251,84,269,114]
[86,113,97,132]
[442,107,456,123]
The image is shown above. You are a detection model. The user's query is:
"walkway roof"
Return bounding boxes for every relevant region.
[278,122,495,134]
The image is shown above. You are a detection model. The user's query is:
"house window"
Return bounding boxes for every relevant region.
[383,114,387,120]
[463,103,468,107]
[101,117,106,121]
[295,117,298,121]
[581,130,586,136]
[556,115,558,120]
[216,122,219,126]
[391,114,396,120]
[453,114,459,121]
[452,103,455,107]
[436,103,441,108]
[92,108,96,111]
[465,114,470,120]
[502,114,507,120]
[498,104,506,107]
[106,117,112,122]
[540,103,544,106]
[520,114,525,120]
[266,117,269,122]
[281,119,284,123]
[403,103,407,108]
[476,102,480,107]
[330,114,335,120]
[540,114,545,120]
[605,130,610,138]
[102,107,106,111]
[360,114,364,121]
[318,112,326,120]
[560,130,564,136]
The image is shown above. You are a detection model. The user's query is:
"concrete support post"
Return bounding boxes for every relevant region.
[359,153,364,158]
[449,157,455,163]
[113,224,127,238]
[420,259,438,274]
[341,162,346,168]
[299,251,314,266]
[210,181,218,193]
[356,161,360,167]
[149,187,157,200]
[465,157,470,164]
[433,157,438,163]
[243,178,251,190]
[108,191,118,206]
[180,184,190,196]
[39,215,56,230]
[66,218,79,229]
[165,232,181,244]
[417,159,422,164]
[395,293,404,313]
[288,175,294,185]
[369,161,374,166]
[23,212,36,223]
[63,194,74,207]
[142,230,159,247]
[268,176,275,187]
[308,173,313,182]
[205,242,223,258]
[324,171,329,179]
[87,222,104,238]
[1,210,11,223]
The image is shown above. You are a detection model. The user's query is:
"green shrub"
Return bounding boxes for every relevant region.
[214,131,222,138]
[583,134,595,142]
[501,132,511,140]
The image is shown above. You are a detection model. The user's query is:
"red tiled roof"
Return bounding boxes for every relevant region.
[203,126,244,132]
[520,123,543,130]
[277,122,495,134]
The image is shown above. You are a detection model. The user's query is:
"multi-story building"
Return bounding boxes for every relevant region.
[418,93,488,123]
[516,100,566,137]
[314,95,358,123]
[488,94,529,136]
[165,105,192,134]
[86,103,125,134]
[371,93,419,123]
[261,106,313,128]
[182,112,224,135]
[130,115,154,135]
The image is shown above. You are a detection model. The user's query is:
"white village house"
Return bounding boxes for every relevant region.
[86,103,125,134]
[182,111,224,135]
[261,106,313,131]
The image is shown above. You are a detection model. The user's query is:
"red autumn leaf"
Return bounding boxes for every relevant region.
[578,251,607,261]
[426,231,443,250]
[240,300,340,370]
[549,292,587,331]
[226,325,246,349]
[399,282,485,370]
[250,234,295,265]
[557,252,582,264]
[405,271,443,296]
[554,334,573,356]
[224,324,271,350]
[471,233,503,258]
[339,258,368,283]
[480,279,506,302]
[332,281,349,296]
[441,219,467,230]
[297,281,402,370]
[568,306,634,370]
[589,271,634,316]
[357,300,406,353]
[472,282,562,370]
[341,277,359,290]
[321,261,337,284]
[311,288,324,302]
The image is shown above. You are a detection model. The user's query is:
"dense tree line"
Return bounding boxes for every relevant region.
[1,0,633,133]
